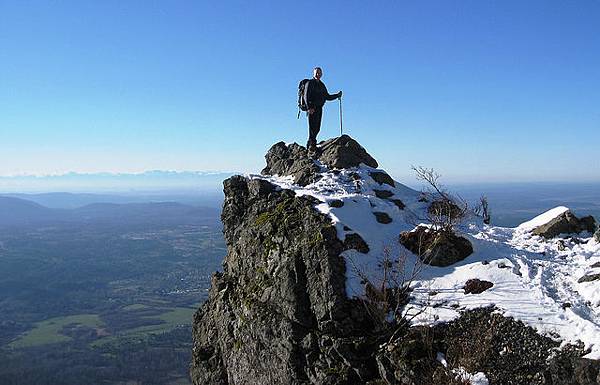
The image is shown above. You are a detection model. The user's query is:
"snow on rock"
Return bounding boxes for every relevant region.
[516,206,569,232]
[251,164,425,297]
[250,156,600,359]
[453,368,489,385]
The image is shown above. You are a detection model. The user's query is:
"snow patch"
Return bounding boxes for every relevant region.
[516,206,569,232]
[453,368,489,385]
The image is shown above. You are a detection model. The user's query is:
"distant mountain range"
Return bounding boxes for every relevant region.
[2,191,225,209]
[0,171,236,193]
[0,196,221,228]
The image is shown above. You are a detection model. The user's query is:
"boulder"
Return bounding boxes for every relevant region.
[373,189,394,199]
[578,274,600,284]
[373,212,392,224]
[399,226,473,267]
[532,210,597,239]
[329,199,344,208]
[464,279,494,294]
[343,233,370,253]
[390,199,405,210]
[317,135,378,169]
[369,171,395,187]
[261,142,321,186]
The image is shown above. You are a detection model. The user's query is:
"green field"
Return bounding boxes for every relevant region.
[122,307,197,336]
[9,314,104,348]
[123,303,150,311]
[9,306,199,349]
[91,306,198,347]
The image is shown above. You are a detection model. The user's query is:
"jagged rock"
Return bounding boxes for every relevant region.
[464,279,494,294]
[545,356,600,385]
[578,274,600,283]
[399,226,473,267]
[373,189,394,199]
[582,216,597,230]
[532,210,597,239]
[344,233,370,254]
[376,328,440,385]
[261,136,382,187]
[390,199,405,210]
[369,171,395,187]
[318,134,378,169]
[329,199,344,208]
[373,212,392,224]
[376,307,598,385]
[438,308,596,385]
[595,228,600,243]
[191,175,379,385]
[261,142,321,186]
[247,178,275,196]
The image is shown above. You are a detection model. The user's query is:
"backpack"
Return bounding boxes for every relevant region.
[297,79,310,113]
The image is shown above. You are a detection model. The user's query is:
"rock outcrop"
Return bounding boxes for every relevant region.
[399,226,473,267]
[318,135,378,169]
[463,279,494,294]
[261,142,321,186]
[261,135,378,186]
[191,136,599,385]
[532,210,597,239]
[191,175,378,385]
[378,307,600,385]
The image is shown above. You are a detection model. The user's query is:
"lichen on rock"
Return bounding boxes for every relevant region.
[191,174,379,385]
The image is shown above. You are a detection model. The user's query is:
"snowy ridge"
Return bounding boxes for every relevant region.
[249,164,600,359]
[516,205,569,231]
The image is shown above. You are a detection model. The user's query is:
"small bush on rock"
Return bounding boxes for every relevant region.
[412,166,468,233]
[353,246,424,337]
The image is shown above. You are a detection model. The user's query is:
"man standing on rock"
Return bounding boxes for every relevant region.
[305,67,342,155]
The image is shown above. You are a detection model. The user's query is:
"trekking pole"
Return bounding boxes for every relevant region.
[339,96,343,136]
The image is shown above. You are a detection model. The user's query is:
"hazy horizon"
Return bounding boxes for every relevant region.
[2,169,600,194]
[2,177,599,229]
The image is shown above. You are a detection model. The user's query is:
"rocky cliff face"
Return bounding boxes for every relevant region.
[191,136,600,385]
[190,177,377,385]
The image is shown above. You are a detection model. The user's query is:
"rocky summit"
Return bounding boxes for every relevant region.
[191,136,600,385]
[530,209,596,239]
[261,134,378,186]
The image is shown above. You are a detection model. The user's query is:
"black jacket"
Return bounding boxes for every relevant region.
[306,79,338,109]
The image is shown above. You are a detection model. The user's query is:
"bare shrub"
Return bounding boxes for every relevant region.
[473,195,491,225]
[411,166,468,233]
[351,243,437,346]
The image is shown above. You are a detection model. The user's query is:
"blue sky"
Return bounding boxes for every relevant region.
[1,0,599,183]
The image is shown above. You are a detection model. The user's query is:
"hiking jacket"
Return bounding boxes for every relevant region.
[306,79,338,109]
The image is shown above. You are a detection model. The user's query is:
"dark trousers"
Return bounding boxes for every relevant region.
[307,107,323,149]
